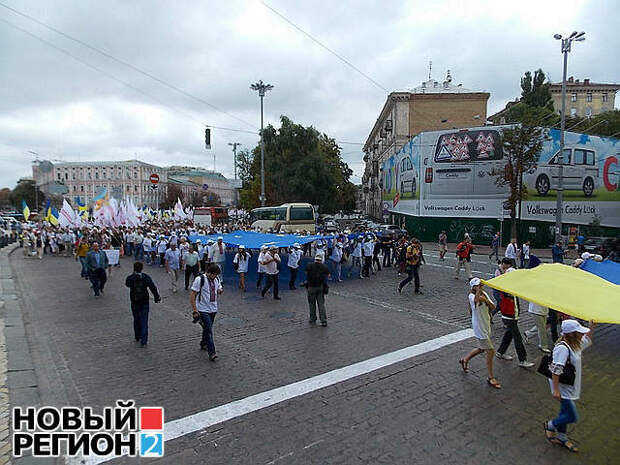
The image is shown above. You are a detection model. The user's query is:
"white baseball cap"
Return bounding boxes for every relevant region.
[315,255,324,262]
[561,319,590,335]
[581,252,592,260]
[469,277,481,289]
[260,245,268,250]
[239,245,245,249]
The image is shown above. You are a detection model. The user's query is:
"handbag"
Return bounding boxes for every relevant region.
[536,342,576,386]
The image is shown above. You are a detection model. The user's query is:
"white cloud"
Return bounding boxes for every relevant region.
[0,0,617,191]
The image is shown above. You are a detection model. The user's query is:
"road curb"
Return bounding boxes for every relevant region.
[1,244,55,464]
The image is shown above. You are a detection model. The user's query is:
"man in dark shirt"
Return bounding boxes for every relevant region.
[304,255,330,326]
[125,261,161,347]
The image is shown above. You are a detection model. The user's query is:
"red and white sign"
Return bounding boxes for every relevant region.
[149,174,160,184]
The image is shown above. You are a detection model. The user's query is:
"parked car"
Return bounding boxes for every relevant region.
[528,145,599,197]
[584,237,618,259]
[323,220,339,233]
[377,224,406,240]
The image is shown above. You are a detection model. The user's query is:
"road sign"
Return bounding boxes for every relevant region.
[149,174,160,184]
[202,183,209,190]
[150,184,158,190]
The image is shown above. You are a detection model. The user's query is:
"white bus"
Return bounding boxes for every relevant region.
[250,203,316,233]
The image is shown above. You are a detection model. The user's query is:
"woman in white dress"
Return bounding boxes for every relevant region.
[233,245,250,291]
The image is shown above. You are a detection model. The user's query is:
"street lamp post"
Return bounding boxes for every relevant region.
[250,80,273,206]
[28,150,40,212]
[553,31,585,244]
[228,142,241,180]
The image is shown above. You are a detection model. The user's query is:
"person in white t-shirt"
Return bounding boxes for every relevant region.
[233,245,250,291]
[521,240,531,269]
[260,246,281,300]
[459,277,500,389]
[190,264,223,361]
[256,245,268,290]
[504,237,520,268]
[544,320,595,453]
[156,236,168,267]
[348,238,363,279]
[287,243,302,290]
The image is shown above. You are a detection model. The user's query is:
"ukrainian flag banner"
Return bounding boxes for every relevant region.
[483,263,620,324]
[22,200,30,221]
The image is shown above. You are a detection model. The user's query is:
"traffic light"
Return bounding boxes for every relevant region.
[205,128,211,149]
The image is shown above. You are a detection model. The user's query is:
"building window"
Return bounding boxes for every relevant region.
[585,107,592,118]
[602,93,608,102]
[586,92,592,102]
[570,108,577,117]
[57,173,61,180]
[72,173,76,180]
[571,93,577,102]
[127,185,130,192]
[95,172,99,179]
[80,185,84,192]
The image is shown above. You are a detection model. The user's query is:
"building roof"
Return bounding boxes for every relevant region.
[167,168,227,181]
[550,77,620,90]
[45,159,162,168]
[409,78,480,94]
[167,177,201,186]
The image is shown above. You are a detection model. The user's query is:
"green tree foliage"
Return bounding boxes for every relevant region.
[493,125,544,238]
[162,183,183,209]
[520,69,553,108]
[560,110,620,138]
[9,179,45,211]
[239,116,357,213]
[235,148,254,188]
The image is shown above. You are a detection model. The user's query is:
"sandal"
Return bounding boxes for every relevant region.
[556,438,579,453]
[486,377,501,389]
[459,358,469,373]
[543,422,557,442]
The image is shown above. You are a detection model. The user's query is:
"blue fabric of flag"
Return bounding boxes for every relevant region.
[580,259,620,285]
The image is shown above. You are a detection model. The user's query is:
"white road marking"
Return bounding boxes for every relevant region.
[70,328,473,465]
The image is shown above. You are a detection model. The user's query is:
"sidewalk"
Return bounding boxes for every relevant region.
[420,241,560,260]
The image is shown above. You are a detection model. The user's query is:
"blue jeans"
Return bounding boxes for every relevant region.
[552,398,578,435]
[134,244,144,261]
[131,301,149,345]
[79,256,88,277]
[199,312,217,355]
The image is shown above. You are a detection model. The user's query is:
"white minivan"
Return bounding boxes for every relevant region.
[398,155,418,196]
[422,128,508,198]
[527,145,599,197]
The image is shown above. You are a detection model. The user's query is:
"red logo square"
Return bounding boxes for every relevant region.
[140,407,164,430]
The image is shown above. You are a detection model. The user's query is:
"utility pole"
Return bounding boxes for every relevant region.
[228,142,241,180]
[553,31,585,244]
[250,80,273,206]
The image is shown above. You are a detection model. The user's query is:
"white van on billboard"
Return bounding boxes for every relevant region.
[421,128,509,199]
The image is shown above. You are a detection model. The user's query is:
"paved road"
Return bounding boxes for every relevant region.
[6,249,620,464]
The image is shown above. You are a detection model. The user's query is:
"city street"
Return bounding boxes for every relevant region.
[4,245,619,465]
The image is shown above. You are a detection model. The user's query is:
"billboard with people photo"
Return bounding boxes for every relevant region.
[381,126,620,227]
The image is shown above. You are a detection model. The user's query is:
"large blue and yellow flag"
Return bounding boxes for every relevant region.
[483,263,620,324]
[22,200,30,221]
[75,196,88,220]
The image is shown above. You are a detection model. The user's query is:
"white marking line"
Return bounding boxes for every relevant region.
[72,328,473,465]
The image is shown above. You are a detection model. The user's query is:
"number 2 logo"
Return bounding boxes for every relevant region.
[140,433,164,457]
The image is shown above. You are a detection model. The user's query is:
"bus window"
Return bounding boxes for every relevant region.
[289,206,314,221]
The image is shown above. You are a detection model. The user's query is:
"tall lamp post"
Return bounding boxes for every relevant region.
[553,31,585,243]
[228,142,241,180]
[28,150,40,212]
[250,80,273,206]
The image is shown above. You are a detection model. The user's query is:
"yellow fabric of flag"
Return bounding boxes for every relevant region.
[482,263,620,324]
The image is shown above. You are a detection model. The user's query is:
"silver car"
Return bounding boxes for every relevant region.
[528,145,599,197]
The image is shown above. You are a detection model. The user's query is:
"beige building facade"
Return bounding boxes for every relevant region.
[34,160,167,208]
[361,73,489,219]
[550,77,619,118]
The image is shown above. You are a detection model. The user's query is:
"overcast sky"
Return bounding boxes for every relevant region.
[1,0,618,190]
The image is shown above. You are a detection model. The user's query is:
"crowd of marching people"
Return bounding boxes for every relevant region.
[14,215,615,454]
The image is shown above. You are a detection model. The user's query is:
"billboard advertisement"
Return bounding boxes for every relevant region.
[381,126,620,227]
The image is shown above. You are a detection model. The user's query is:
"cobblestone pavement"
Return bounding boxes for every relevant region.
[6,248,620,464]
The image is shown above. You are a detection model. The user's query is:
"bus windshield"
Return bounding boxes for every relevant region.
[251,207,288,221]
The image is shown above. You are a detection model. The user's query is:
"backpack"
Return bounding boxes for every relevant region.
[131,273,149,302]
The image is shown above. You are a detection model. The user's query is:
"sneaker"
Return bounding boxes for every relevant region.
[274,296,281,300]
[397,286,402,294]
[496,352,513,360]
[518,361,535,368]
[209,353,218,361]
[415,290,423,295]
[540,347,551,354]
[321,322,327,327]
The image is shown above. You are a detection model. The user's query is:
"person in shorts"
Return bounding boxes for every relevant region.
[459,277,500,389]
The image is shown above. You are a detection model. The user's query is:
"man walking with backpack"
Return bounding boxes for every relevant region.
[397,238,423,294]
[125,261,161,347]
[190,264,223,361]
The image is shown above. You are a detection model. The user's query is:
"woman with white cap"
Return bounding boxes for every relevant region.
[459,277,500,389]
[544,319,595,453]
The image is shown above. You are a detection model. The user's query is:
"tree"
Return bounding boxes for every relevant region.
[162,183,183,209]
[493,125,544,239]
[239,116,357,213]
[559,110,620,138]
[520,69,553,108]
[9,179,45,211]
[187,190,221,206]
[0,188,11,210]
[236,149,254,188]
